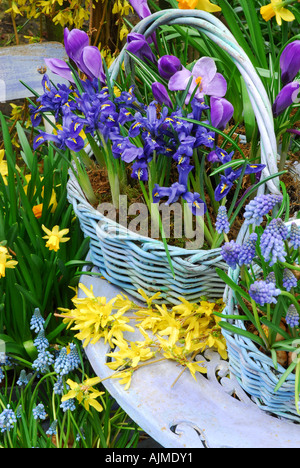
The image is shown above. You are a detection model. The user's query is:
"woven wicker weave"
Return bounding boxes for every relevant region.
[67,9,280,306]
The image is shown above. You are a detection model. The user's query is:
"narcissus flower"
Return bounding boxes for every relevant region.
[42,225,70,252]
[0,246,18,278]
[177,0,221,12]
[260,0,295,26]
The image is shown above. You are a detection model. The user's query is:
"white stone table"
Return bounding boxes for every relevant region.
[79,271,300,448]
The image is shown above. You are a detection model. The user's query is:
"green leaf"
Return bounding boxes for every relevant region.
[219,321,265,347]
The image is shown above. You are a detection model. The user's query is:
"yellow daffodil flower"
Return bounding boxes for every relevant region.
[0,150,8,186]
[0,246,18,278]
[42,225,70,252]
[261,0,295,25]
[62,377,104,412]
[177,0,221,12]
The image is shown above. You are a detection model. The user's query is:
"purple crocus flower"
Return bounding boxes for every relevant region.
[78,46,106,83]
[210,96,234,130]
[280,41,300,86]
[152,82,173,108]
[127,33,157,64]
[64,28,89,64]
[168,56,227,104]
[158,55,182,80]
[128,0,151,19]
[273,82,300,117]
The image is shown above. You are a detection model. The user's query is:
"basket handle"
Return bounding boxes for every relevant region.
[109,9,280,199]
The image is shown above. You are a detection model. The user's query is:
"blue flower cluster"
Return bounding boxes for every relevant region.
[249,280,281,306]
[0,405,17,433]
[31,76,265,216]
[286,305,300,328]
[243,194,283,226]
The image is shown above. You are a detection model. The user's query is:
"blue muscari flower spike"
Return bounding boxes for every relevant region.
[266,272,276,284]
[34,329,49,352]
[32,403,47,421]
[260,218,288,266]
[283,269,298,292]
[0,368,4,384]
[46,420,58,436]
[221,240,241,270]
[286,304,300,328]
[238,233,258,266]
[249,280,281,306]
[290,222,300,250]
[0,405,17,433]
[243,193,283,226]
[32,350,54,374]
[68,343,81,371]
[54,347,71,376]
[60,399,76,412]
[17,369,33,387]
[30,308,45,334]
[215,206,230,234]
[53,376,65,395]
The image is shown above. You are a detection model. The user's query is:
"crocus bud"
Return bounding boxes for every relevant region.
[152,82,172,107]
[79,46,106,84]
[280,41,300,86]
[127,33,157,64]
[210,96,234,130]
[64,28,89,64]
[272,82,300,117]
[158,55,182,80]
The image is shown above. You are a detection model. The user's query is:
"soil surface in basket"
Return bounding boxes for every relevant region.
[86,134,299,249]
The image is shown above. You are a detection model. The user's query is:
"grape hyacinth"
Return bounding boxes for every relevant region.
[290,222,300,250]
[30,308,45,334]
[32,403,47,421]
[286,304,300,328]
[46,420,58,436]
[238,233,258,266]
[17,369,33,387]
[266,272,276,284]
[243,194,283,226]
[0,405,17,433]
[60,399,76,412]
[260,218,288,266]
[33,329,49,352]
[249,280,281,306]
[215,206,230,234]
[221,240,241,269]
[283,269,298,292]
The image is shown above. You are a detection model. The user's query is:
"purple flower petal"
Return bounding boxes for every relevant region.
[203,73,227,98]
[272,82,300,117]
[128,0,151,19]
[64,28,89,64]
[210,96,234,130]
[79,46,106,83]
[158,55,182,80]
[280,40,300,86]
[168,68,194,91]
[192,57,217,84]
[152,82,172,107]
[44,58,74,83]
